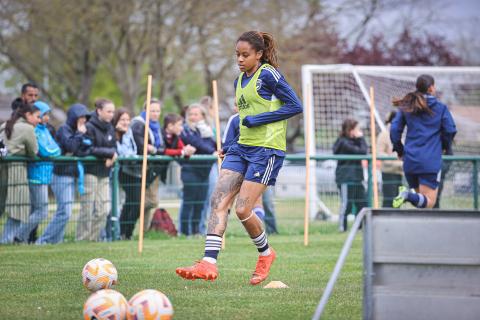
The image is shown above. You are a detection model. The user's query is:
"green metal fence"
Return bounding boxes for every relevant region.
[0,154,478,243]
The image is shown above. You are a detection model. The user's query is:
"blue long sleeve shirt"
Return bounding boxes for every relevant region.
[234,66,303,128]
[390,95,457,174]
[222,113,240,153]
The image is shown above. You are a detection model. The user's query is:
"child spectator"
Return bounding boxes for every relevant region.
[0,102,41,243]
[163,113,196,157]
[333,119,368,232]
[36,103,92,244]
[76,98,116,241]
[15,101,61,243]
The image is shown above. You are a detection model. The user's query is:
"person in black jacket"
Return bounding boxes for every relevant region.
[76,98,116,241]
[333,119,368,232]
[36,103,92,244]
[179,103,217,236]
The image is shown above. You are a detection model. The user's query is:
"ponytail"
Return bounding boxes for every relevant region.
[392,92,431,115]
[237,31,279,68]
[392,74,435,115]
[260,32,278,68]
[5,102,37,139]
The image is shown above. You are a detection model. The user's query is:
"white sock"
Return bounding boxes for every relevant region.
[260,248,271,256]
[202,257,217,264]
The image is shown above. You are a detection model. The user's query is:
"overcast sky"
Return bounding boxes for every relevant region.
[328,0,480,63]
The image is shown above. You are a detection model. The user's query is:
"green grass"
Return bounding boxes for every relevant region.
[0,222,363,320]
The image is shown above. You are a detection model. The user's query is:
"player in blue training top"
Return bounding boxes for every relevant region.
[391,74,457,209]
[176,31,302,285]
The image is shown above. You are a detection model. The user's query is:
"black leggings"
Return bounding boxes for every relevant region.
[119,172,142,240]
[382,173,402,208]
[338,182,367,231]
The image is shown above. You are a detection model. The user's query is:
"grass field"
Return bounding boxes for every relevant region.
[0,221,363,320]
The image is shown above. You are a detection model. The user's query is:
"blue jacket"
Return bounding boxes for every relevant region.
[28,123,61,184]
[390,95,457,174]
[28,102,61,184]
[180,124,216,181]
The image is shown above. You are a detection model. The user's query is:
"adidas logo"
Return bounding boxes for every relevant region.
[238,94,250,110]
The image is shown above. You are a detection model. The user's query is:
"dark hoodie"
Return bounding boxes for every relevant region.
[333,136,368,184]
[53,103,92,177]
[84,112,116,177]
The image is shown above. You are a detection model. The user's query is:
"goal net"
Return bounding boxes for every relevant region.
[302,64,480,218]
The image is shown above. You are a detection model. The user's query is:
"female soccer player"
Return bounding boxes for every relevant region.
[391,74,457,209]
[176,31,302,285]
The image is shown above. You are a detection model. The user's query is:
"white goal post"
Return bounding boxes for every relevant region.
[302,64,480,220]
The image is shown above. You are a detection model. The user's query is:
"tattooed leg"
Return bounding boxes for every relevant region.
[235,181,267,237]
[207,169,244,236]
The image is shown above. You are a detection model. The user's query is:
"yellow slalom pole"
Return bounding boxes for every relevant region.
[304,84,312,246]
[212,80,226,249]
[369,86,379,209]
[138,75,153,253]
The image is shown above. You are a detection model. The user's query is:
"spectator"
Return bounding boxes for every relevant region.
[107,108,133,240]
[36,103,92,244]
[11,83,40,111]
[76,98,116,241]
[0,102,41,243]
[14,101,61,242]
[377,111,403,207]
[163,113,196,157]
[113,108,134,157]
[179,103,216,236]
[129,99,165,232]
[333,119,368,232]
[113,108,142,240]
[9,83,42,242]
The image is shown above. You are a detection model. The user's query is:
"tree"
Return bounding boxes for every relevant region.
[0,0,111,106]
[340,27,462,66]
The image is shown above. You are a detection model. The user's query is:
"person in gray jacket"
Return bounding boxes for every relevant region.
[0,102,40,243]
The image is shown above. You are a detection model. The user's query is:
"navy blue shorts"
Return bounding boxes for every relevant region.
[221,143,285,186]
[405,171,441,190]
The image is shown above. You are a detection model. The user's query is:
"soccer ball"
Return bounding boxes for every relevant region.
[82,258,118,292]
[128,289,174,320]
[83,289,129,320]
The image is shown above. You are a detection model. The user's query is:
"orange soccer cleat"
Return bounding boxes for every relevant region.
[175,260,218,281]
[250,248,276,285]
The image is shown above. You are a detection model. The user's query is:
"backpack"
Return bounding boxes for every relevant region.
[150,208,177,237]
